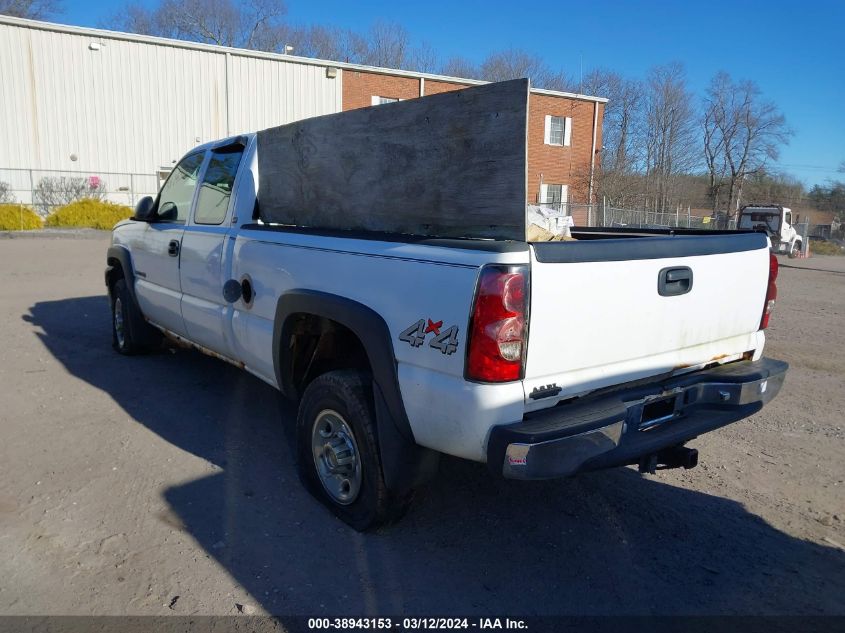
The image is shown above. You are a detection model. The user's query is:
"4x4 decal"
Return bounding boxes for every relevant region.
[399,318,459,355]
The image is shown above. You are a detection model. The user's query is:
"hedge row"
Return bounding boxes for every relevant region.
[0,204,43,230]
[0,199,133,231]
[45,199,133,230]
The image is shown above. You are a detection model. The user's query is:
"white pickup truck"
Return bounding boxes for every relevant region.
[106,133,787,530]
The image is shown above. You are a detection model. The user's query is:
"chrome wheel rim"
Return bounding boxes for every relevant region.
[114,297,126,348]
[311,409,362,505]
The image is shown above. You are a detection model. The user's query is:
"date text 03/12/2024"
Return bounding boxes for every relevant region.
[307,617,528,630]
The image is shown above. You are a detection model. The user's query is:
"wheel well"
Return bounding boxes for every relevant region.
[106,258,125,292]
[284,313,370,398]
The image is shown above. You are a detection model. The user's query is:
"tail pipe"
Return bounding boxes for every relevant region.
[638,445,699,474]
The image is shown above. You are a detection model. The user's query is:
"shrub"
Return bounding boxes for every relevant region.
[0,204,43,230]
[46,199,133,230]
[810,240,845,256]
[0,181,15,204]
[34,176,107,216]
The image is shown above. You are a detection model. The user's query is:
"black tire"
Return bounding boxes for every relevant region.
[296,370,411,530]
[111,278,159,354]
[788,241,801,259]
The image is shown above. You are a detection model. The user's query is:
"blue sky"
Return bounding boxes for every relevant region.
[61,0,845,187]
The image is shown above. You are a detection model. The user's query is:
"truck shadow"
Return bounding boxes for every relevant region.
[24,295,845,615]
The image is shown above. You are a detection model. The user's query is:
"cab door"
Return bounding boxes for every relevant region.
[782,209,793,242]
[179,143,245,356]
[131,151,206,336]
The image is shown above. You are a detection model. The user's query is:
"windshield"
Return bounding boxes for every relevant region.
[738,210,781,233]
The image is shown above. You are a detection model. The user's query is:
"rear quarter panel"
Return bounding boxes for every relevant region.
[228,231,528,460]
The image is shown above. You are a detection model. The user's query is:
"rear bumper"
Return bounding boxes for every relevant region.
[488,357,788,480]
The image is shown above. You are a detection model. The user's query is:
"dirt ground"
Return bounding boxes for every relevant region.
[0,232,843,616]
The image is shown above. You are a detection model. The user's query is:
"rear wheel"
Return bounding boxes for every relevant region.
[296,370,411,530]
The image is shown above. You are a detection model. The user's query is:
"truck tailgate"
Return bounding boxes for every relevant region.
[524,232,771,407]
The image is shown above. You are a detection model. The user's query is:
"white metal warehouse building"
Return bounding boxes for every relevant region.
[0,15,347,207]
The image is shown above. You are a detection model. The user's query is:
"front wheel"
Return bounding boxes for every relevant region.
[296,370,411,530]
[111,278,159,354]
[789,241,801,259]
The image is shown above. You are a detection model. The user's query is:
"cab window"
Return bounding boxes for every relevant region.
[194,148,244,225]
[157,152,205,223]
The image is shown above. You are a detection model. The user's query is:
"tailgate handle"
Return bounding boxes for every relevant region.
[658,266,693,296]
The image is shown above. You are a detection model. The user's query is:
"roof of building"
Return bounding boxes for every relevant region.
[0,15,608,104]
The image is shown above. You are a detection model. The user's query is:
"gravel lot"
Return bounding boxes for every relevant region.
[0,233,843,616]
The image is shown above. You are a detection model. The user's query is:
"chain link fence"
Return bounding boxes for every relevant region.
[536,202,737,230]
[536,201,821,256]
[600,206,737,230]
[796,221,811,257]
[0,167,162,217]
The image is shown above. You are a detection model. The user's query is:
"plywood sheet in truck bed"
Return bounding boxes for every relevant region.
[256,79,529,241]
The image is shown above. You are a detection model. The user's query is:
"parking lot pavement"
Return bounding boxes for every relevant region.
[0,233,843,616]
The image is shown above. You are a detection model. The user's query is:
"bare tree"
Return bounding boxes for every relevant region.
[111,3,158,35]
[296,20,420,70]
[583,69,642,172]
[641,62,698,212]
[702,80,728,211]
[110,3,449,72]
[540,70,571,92]
[111,0,287,50]
[440,56,480,79]
[33,176,107,217]
[582,69,644,206]
[355,20,409,69]
[478,49,571,90]
[743,169,805,208]
[0,181,15,204]
[0,0,61,19]
[406,41,440,73]
[303,25,349,60]
[702,71,791,215]
[285,24,352,60]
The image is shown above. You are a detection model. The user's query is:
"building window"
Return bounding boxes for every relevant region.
[549,116,564,145]
[544,115,572,147]
[539,184,568,205]
[371,95,400,105]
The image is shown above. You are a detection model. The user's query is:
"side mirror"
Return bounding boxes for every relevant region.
[158,201,178,222]
[133,196,155,222]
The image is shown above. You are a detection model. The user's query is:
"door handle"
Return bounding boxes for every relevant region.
[168,239,180,257]
[658,266,693,296]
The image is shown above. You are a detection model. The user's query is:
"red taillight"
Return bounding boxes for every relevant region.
[760,251,779,330]
[466,266,529,382]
